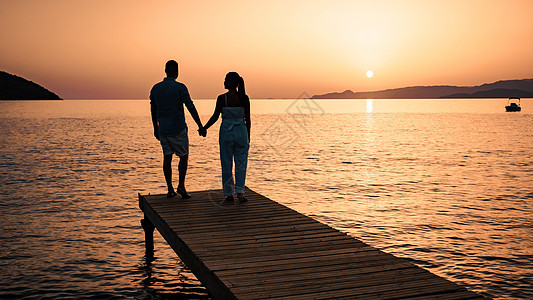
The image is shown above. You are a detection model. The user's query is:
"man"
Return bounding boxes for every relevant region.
[150,60,204,198]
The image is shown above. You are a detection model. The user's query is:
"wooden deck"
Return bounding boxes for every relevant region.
[138,188,484,300]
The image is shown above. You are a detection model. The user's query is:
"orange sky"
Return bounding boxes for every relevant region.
[1,0,532,99]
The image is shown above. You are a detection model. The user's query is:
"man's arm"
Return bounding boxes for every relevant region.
[150,98,159,140]
[182,86,203,133]
[187,105,203,130]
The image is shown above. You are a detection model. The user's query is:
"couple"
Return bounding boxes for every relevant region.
[150,60,251,204]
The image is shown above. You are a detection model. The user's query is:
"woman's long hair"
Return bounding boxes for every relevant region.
[226,72,247,100]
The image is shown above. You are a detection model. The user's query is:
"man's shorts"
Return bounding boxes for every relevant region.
[160,128,189,156]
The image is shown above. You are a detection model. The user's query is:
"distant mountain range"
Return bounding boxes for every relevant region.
[0,71,62,100]
[311,79,533,99]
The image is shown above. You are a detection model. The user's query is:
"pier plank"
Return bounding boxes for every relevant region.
[139,188,483,299]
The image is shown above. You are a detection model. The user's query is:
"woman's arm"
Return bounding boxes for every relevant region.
[243,95,251,140]
[203,95,224,130]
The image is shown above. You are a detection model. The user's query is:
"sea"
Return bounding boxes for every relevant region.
[0,99,532,299]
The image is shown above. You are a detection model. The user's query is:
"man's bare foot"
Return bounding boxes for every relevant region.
[176,186,191,199]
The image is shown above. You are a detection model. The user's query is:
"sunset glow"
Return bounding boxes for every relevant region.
[1,2,533,299]
[1,0,532,99]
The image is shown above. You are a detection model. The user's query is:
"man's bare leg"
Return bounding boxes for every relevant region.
[163,154,176,197]
[176,154,191,198]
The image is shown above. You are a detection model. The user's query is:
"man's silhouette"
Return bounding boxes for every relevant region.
[150,60,203,198]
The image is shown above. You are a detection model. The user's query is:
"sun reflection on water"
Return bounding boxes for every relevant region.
[366,99,373,113]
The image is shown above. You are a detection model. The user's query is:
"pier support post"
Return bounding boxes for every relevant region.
[141,216,155,257]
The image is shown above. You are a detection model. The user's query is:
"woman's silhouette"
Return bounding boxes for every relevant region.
[202,72,251,203]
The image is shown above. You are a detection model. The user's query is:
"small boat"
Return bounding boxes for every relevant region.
[505,97,521,112]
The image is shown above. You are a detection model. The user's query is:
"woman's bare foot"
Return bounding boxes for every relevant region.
[237,193,247,204]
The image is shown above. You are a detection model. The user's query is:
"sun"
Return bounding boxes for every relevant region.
[366,70,374,78]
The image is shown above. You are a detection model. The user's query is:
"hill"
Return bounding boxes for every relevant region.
[311,79,533,99]
[443,88,533,98]
[0,71,62,100]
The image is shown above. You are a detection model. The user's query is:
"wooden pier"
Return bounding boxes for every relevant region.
[139,188,484,299]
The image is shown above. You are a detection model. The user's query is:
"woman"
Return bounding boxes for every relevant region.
[202,72,251,204]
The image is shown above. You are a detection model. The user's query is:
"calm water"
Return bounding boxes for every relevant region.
[1,99,532,299]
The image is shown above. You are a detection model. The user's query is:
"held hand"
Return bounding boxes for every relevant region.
[198,127,207,137]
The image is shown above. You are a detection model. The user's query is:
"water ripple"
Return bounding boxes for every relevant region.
[1,102,532,299]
